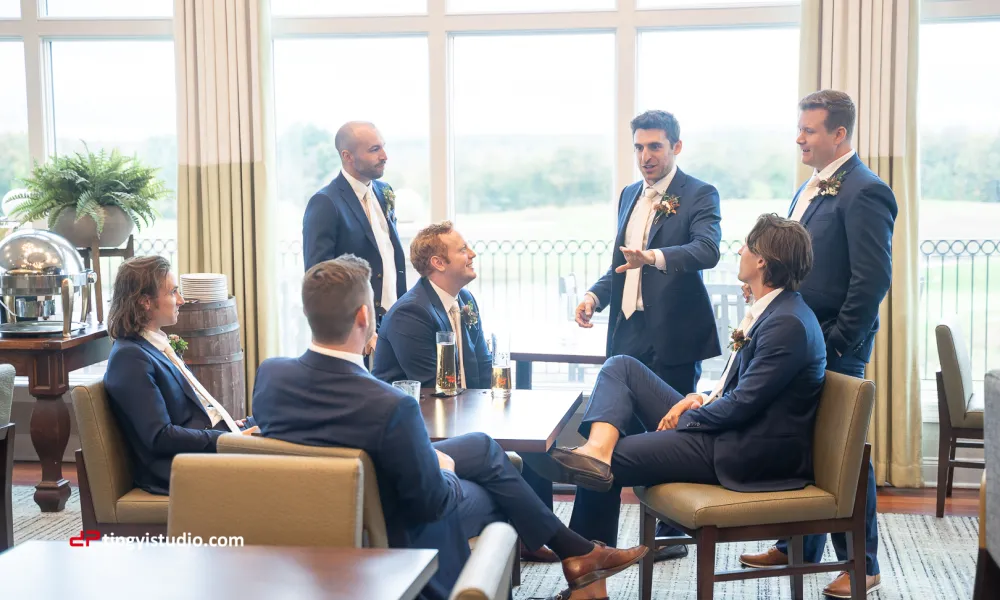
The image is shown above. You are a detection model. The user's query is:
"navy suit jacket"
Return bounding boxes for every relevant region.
[302,173,407,316]
[677,290,827,493]
[372,277,492,389]
[252,352,469,600]
[788,154,897,362]
[589,169,723,365]
[103,337,222,495]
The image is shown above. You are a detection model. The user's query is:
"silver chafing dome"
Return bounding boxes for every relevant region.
[0,229,91,295]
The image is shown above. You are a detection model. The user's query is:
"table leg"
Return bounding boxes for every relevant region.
[29,395,71,512]
[515,360,532,390]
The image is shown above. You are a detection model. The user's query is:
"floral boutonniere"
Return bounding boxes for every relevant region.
[168,334,189,357]
[383,188,397,223]
[728,328,751,352]
[461,304,479,329]
[816,172,845,198]
[652,192,681,225]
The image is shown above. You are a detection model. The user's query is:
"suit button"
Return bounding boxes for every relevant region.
[375,301,381,307]
[377,274,382,279]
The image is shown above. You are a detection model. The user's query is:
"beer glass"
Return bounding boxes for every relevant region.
[487,332,512,399]
[435,331,459,396]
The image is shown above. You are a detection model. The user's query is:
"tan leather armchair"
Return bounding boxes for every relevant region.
[450,522,518,600]
[168,453,364,546]
[70,381,168,535]
[935,317,986,517]
[634,371,876,600]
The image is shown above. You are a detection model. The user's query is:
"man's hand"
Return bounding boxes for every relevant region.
[615,248,656,273]
[575,295,597,328]
[741,283,753,305]
[657,394,703,431]
[240,425,260,436]
[436,449,455,472]
[364,333,378,357]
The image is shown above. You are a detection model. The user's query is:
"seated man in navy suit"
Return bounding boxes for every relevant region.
[372,221,560,562]
[251,256,647,600]
[104,256,255,495]
[540,214,827,600]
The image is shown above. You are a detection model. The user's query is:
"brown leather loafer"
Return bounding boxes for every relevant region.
[561,541,648,590]
[823,571,881,598]
[739,546,788,568]
[549,447,614,492]
[520,542,561,563]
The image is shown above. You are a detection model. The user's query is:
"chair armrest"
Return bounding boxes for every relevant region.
[449,522,518,600]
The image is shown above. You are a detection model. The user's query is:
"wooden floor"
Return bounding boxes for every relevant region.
[11,461,979,518]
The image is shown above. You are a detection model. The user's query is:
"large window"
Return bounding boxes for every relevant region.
[49,40,178,247]
[273,36,431,354]
[917,19,1000,394]
[43,0,172,17]
[0,42,28,206]
[272,0,426,17]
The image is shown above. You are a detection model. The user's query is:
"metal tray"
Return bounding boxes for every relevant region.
[0,321,88,337]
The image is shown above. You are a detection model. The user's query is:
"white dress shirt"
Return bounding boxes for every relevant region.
[141,329,240,432]
[308,343,366,369]
[429,279,466,388]
[790,150,856,222]
[342,168,398,310]
[586,165,675,313]
[702,287,784,405]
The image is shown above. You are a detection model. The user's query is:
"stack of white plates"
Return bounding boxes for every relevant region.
[180,273,228,302]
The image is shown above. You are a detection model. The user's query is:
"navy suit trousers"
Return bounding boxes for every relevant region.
[776,351,880,575]
[568,356,719,545]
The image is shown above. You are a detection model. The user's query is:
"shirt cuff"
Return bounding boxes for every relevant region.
[584,291,602,311]
[699,392,712,405]
[653,249,666,271]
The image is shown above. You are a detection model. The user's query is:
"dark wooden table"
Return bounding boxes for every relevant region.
[0,322,111,511]
[509,323,606,389]
[0,541,438,600]
[420,388,583,453]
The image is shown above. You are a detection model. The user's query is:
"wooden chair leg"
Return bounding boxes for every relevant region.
[511,535,520,587]
[639,506,656,600]
[937,429,951,518]
[787,535,804,600]
[946,442,957,497]
[696,526,717,600]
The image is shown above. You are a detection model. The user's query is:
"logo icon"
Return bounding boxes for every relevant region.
[69,530,102,547]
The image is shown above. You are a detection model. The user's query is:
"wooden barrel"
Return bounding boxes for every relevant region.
[163,296,246,419]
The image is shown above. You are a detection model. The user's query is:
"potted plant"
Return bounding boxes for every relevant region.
[6,145,167,248]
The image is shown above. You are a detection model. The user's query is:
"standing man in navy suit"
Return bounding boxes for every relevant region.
[573,109,723,559]
[740,90,896,599]
[103,257,255,495]
[302,121,406,358]
[543,215,825,600]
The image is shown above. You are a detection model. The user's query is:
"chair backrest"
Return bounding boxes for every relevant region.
[168,453,364,547]
[449,522,518,600]
[936,316,975,427]
[216,433,388,547]
[70,381,135,523]
[812,370,876,518]
[0,364,14,426]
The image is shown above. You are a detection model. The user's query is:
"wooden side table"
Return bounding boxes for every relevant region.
[0,323,111,511]
[77,235,135,324]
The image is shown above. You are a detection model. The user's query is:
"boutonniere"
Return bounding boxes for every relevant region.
[461,304,479,328]
[383,188,397,222]
[652,192,680,224]
[728,328,750,352]
[168,334,189,357]
[816,172,845,198]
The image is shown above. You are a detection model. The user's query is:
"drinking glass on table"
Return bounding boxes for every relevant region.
[435,331,459,396]
[486,332,512,399]
[392,380,421,400]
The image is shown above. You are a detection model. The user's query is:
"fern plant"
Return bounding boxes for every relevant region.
[7,145,167,234]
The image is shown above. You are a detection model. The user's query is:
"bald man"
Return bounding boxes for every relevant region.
[303,121,406,355]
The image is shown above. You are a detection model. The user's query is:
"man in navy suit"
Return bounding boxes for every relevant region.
[542,215,825,600]
[252,256,647,600]
[741,90,896,599]
[104,256,254,495]
[302,121,406,357]
[573,109,723,559]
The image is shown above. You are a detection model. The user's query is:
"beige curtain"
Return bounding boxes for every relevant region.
[175,0,279,410]
[799,0,923,487]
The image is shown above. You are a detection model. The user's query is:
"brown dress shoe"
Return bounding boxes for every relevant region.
[561,541,648,590]
[822,571,881,598]
[520,542,561,563]
[739,546,789,568]
[549,447,614,492]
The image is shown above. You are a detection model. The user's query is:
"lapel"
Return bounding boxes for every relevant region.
[645,169,688,246]
[800,154,863,226]
[419,278,453,334]
[335,173,378,249]
[615,184,644,247]
[134,337,209,418]
[723,290,794,395]
[787,180,808,218]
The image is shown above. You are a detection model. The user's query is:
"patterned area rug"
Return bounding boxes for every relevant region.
[9,487,978,599]
[514,502,978,600]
